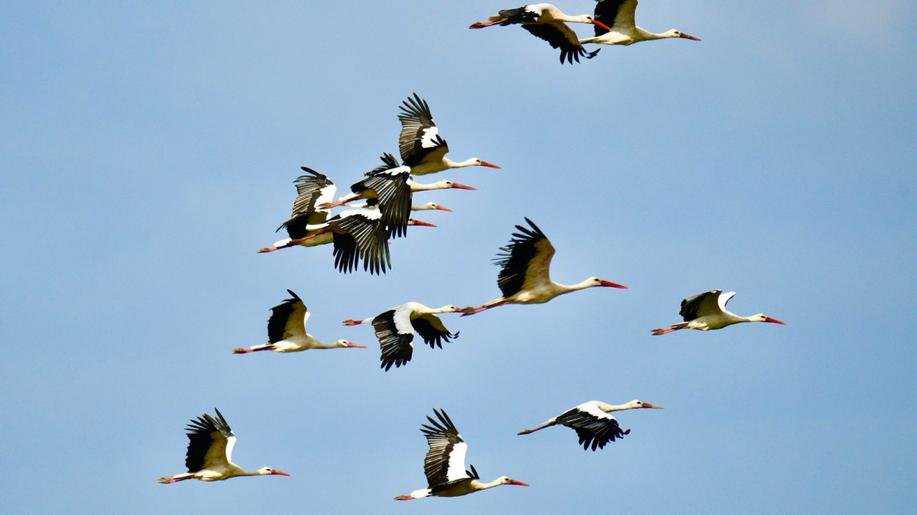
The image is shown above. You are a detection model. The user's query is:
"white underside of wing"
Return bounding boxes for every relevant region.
[420,127,440,149]
[446,441,469,482]
[577,401,613,421]
[718,291,737,312]
[393,307,415,336]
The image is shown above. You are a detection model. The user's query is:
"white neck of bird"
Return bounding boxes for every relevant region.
[443,157,477,168]
[474,478,507,491]
[556,278,600,293]
[410,180,449,192]
[557,13,593,24]
[637,27,676,40]
[598,401,639,413]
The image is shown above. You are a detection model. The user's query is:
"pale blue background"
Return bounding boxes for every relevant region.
[1,1,915,514]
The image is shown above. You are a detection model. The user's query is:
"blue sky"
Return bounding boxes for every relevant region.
[1,1,915,513]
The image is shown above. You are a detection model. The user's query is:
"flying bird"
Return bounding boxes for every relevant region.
[320,160,414,238]
[259,207,436,274]
[462,218,627,316]
[518,400,662,451]
[397,93,500,176]
[395,409,529,500]
[579,0,701,46]
[233,290,367,354]
[469,3,612,64]
[651,289,785,335]
[158,408,290,483]
[343,302,461,371]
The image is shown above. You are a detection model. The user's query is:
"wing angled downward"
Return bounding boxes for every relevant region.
[184,408,236,472]
[372,308,415,370]
[411,314,459,349]
[494,218,556,298]
[522,23,600,64]
[420,409,471,490]
[557,402,630,451]
[267,289,309,342]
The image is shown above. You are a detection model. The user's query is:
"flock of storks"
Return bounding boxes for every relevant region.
[158,1,785,502]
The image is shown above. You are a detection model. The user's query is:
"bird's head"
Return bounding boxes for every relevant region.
[443,180,477,191]
[407,218,437,228]
[416,202,453,212]
[665,29,701,41]
[750,314,785,325]
[336,339,368,349]
[257,467,291,477]
[471,158,501,169]
[497,476,529,487]
[587,276,628,289]
[438,305,462,313]
[629,400,664,410]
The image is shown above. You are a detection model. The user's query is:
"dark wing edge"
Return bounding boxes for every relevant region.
[494,217,547,297]
[557,408,630,451]
[266,290,304,342]
[372,310,413,370]
[183,408,233,472]
[521,24,600,65]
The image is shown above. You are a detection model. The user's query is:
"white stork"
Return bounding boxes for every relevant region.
[651,289,785,335]
[462,218,627,316]
[397,93,500,176]
[259,206,436,274]
[579,0,701,47]
[395,409,528,500]
[470,3,612,64]
[518,400,662,451]
[322,154,476,208]
[343,302,461,371]
[233,290,367,354]
[320,160,414,238]
[158,408,290,483]
[355,199,453,213]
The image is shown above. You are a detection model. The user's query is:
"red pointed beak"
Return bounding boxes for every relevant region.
[764,317,785,325]
[479,161,501,169]
[679,32,701,41]
[450,182,476,191]
[435,205,453,212]
[599,280,628,289]
[411,219,437,228]
[345,342,368,349]
[509,480,529,487]
[271,470,291,477]
[593,20,613,32]
[642,403,664,409]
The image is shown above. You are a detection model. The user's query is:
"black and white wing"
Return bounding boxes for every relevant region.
[276,167,336,238]
[350,165,413,238]
[184,408,236,472]
[679,289,732,321]
[372,307,416,371]
[367,153,403,175]
[398,93,449,168]
[522,22,600,64]
[329,210,391,275]
[411,313,459,350]
[420,409,473,492]
[267,289,309,343]
[557,402,630,451]
[494,6,540,25]
[494,218,556,298]
[594,0,637,35]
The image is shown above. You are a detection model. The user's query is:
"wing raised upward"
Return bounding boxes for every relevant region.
[398,93,449,167]
[276,167,336,237]
[184,408,236,472]
[420,409,472,490]
[267,289,309,343]
[594,0,637,35]
[494,217,556,298]
[679,289,731,321]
